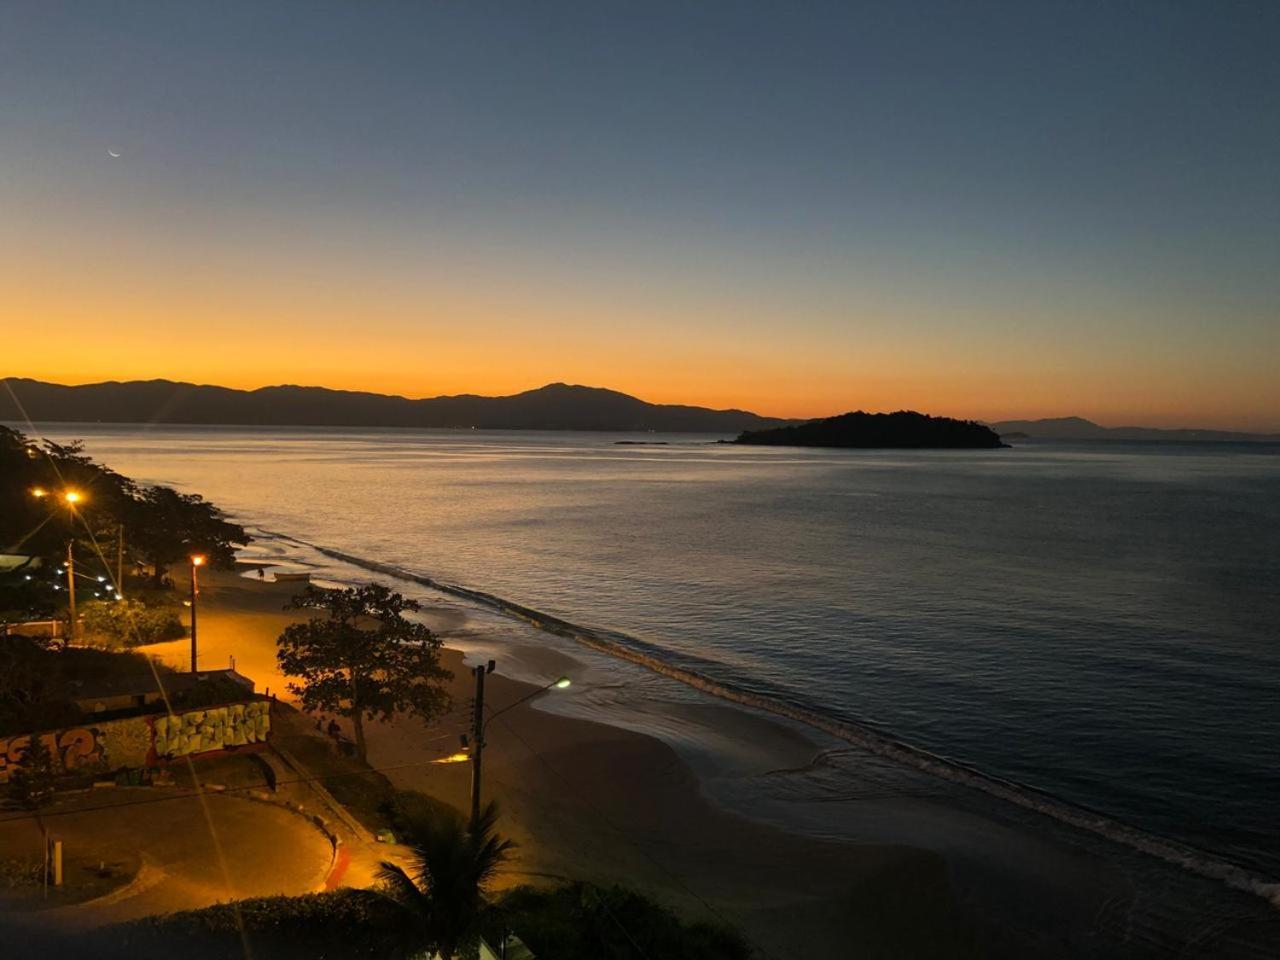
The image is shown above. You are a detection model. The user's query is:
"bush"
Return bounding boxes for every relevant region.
[484,882,752,960]
[81,599,185,648]
[98,889,419,959]
[8,734,58,809]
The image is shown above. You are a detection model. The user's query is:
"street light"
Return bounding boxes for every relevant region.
[465,663,571,830]
[31,487,85,641]
[189,555,206,673]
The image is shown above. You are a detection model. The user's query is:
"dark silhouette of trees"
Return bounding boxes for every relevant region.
[126,486,248,587]
[734,410,1007,449]
[0,425,249,611]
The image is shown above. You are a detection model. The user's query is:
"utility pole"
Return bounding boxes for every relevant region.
[116,523,124,592]
[466,662,568,832]
[469,662,490,831]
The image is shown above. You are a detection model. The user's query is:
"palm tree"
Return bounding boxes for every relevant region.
[378,800,515,959]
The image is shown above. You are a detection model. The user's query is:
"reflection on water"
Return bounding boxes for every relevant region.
[23,424,1280,877]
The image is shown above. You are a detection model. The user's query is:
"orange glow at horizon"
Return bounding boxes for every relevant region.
[4,214,1277,433]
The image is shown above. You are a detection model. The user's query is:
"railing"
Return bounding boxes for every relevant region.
[0,618,69,640]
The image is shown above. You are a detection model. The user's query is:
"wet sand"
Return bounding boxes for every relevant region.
[138,567,1277,959]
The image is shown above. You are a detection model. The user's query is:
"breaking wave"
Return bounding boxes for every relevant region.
[269,532,1280,909]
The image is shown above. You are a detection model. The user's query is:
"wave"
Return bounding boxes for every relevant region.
[263,530,1280,909]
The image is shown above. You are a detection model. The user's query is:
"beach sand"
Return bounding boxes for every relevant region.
[139,568,1273,959]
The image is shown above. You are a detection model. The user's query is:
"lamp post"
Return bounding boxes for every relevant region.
[189,554,206,673]
[467,663,570,830]
[31,488,84,642]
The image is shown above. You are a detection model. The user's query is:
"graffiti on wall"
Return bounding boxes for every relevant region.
[0,727,107,784]
[151,701,271,760]
[0,700,271,784]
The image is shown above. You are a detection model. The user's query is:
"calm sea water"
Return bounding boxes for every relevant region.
[24,425,1280,879]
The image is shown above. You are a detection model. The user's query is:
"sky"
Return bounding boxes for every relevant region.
[2,2,1277,429]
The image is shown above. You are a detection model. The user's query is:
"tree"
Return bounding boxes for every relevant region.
[378,800,514,959]
[9,734,59,809]
[126,485,249,587]
[277,584,451,761]
[0,426,134,574]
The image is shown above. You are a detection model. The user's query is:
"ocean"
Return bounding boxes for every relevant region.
[22,424,1280,893]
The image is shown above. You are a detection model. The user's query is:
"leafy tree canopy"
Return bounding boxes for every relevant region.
[277,583,451,761]
[0,424,249,611]
[126,485,248,587]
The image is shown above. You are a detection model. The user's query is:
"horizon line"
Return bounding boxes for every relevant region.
[5,375,1280,437]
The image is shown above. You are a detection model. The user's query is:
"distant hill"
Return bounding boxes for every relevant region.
[735,411,1006,449]
[989,416,1280,443]
[0,378,794,434]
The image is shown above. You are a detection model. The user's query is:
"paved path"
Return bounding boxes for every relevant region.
[0,787,332,937]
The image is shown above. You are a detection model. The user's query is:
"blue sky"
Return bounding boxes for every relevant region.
[2,2,1277,426]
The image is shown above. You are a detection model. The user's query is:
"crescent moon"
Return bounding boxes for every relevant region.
[107,148,121,158]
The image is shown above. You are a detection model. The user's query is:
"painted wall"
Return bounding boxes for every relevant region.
[0,700,271,784]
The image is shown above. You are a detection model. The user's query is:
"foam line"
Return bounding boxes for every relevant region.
[263,530,1280,908]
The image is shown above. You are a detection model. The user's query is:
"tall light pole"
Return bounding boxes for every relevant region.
[31,487,84,642]
[189,554,205,673]
[116,522,125,597]
[467,662,570,830]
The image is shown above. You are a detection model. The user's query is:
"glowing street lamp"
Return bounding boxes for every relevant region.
[189,555,206,673]
[31,487,86,641]
[464,663,571,829]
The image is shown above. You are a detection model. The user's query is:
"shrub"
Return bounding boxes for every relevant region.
[81,599,185,648]
[99,889,419,959]
[8,733,59,809]
[484,882,752,960]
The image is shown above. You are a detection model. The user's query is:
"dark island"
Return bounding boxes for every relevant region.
[733,410,1008,449]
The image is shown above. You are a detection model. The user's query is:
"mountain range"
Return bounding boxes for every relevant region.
[3,379,1275,441]
[0,378,792,433]
[987,416,1280,443]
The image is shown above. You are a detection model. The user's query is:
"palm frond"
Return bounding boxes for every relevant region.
[377,859,430,911]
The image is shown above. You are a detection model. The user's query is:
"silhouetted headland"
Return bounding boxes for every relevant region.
[988,416,1280,443]
[734,411,1007,449]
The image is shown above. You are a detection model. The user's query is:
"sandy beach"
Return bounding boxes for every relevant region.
[138,567,1276,959]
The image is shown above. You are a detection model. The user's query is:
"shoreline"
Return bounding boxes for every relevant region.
[139,563,1280,957]
[162,568,983,956]
[260,536,1280,909]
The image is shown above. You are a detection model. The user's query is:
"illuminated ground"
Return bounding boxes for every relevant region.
[0,786,333,936]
